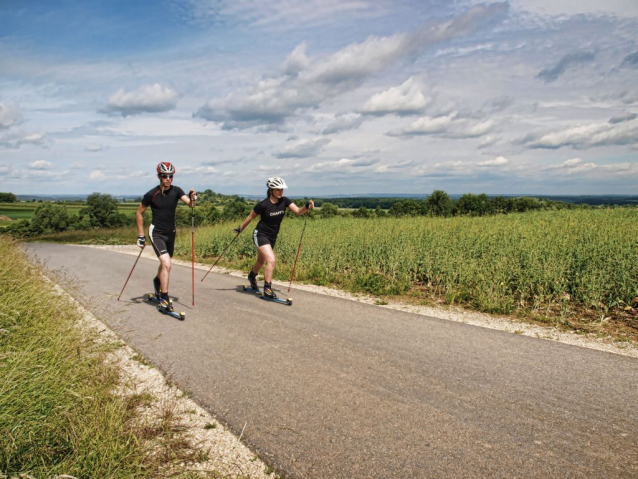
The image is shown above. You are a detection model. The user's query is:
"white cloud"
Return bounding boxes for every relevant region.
[388,114,495,139]
[195,3,508,129]
[360,77,430,115]
[282,43,311,75]
[0,103,23,129]
[541,157,637,177]
[478,156,508,166]
[275,138,330,158]
[29,160,53,169]
[321,114,364,135]
[505,0,638,18]
[519,119,638,149]
[85,144,103,152]
[478,135,499,148]
[102,84,178,117]
[89,171,106,180]
[308,157,380,173]
[0,131,47,149]
[179,165,220,176]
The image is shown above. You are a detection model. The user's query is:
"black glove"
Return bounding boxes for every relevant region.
[137,235,146,248]
[233,226,242,234]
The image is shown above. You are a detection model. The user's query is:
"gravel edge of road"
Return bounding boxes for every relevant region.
[44,274,276,479]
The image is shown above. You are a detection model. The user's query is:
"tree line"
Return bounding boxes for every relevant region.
[1,189,624,238]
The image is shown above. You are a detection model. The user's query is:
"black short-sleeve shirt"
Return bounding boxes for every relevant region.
[142,185,185,232]
[253,196,293,237]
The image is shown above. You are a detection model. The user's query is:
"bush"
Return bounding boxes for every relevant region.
[222,200,251,220]
[79,193,127,228]
[31,203,71,234]
[319,203,339,218]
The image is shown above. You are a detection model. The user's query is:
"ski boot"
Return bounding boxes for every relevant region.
[153,276,161,298]
[158,297,174,313]
[248,271,259,291]
[263,283,277,300]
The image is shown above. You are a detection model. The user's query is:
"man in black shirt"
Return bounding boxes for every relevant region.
[136,162,196,311]
[235,177,314,298]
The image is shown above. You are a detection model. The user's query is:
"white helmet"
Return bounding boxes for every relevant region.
[157,162,176,175]
[266,177,288,189]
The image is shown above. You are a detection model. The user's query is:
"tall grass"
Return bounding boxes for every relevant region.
[0,238,150,477]
[176,209,638,320]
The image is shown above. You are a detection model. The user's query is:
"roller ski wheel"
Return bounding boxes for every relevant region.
[259,292,293,306]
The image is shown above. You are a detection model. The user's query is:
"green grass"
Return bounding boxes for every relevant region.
[0,202,139,221]
[0,238,229,477]
[174,209,638,337]
[18,209,638,339]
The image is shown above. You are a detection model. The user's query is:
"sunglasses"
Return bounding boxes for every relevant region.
[159,174,174,179]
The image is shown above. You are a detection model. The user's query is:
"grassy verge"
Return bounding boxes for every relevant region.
[0,238,228,478]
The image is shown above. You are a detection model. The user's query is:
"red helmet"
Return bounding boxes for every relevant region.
[157,162,175,175]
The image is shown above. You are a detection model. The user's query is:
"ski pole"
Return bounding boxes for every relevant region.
[288,212,308,293]
[201,231,240,283]
[191,201,196,306]
[117,244,145,301]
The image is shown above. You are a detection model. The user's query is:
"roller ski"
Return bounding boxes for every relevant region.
[158,298,185,320]
[260,283,292,306]
[147,293,185,320]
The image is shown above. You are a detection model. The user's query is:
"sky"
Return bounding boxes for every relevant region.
[1,0,637,197]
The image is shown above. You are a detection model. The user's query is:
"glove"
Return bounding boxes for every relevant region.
[190,190,198,202]
[305,200,314,209]
[233,226,242,234]
[137,235,146,248]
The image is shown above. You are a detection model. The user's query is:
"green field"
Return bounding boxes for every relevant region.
[175,209,638,337]
[17,208,638,340]
[0,202,139,221]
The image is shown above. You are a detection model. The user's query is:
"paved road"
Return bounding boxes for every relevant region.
[27,243,638,478]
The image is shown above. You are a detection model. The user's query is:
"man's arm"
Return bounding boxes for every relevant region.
[180,189,197,207]
[136,204,147,236]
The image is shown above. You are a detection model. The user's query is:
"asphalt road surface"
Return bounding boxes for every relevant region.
[26,243,638,479]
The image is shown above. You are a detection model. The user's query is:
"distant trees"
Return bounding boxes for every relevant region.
[456,193,491,216]
[388,199,426,217]
[79,193,127,228]
[0,192,17,203]
[222,200,252,220]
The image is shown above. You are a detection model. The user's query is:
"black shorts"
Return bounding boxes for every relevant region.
[149,225,175,257]
[253,228,277,249]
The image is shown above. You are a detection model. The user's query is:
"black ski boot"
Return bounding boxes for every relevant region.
[153,276,161,297]
[248,271,259,291]
[263,282,277,299]
[159,294,173,312]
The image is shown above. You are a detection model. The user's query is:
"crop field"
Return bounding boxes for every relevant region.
[0,202,139,221]
[174,208,637,335]
[18,207,638,338]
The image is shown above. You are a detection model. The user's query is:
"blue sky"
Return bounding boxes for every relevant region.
[1,0,637,196]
